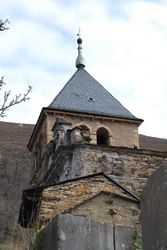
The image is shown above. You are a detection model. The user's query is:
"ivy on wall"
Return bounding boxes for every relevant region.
[131,227,142,250]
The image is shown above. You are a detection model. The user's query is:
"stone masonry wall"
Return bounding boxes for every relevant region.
[70,144,167,196]
[39,175,139,227]
[68,192,139,227]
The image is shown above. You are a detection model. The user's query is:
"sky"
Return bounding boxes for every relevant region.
[0,0,167,138]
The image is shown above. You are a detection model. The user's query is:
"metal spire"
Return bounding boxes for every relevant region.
[75,29,85,69]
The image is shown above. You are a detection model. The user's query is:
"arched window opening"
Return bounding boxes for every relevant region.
[97,127,110,145]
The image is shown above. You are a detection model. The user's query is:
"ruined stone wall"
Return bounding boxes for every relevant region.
[39,175,139,227]
[69,145,167,196]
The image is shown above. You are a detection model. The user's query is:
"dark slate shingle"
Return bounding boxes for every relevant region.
[49,68,139,120]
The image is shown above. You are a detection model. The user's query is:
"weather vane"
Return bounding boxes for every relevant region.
[77,27,81,38]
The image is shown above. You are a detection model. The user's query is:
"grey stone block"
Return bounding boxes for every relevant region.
[57,214,91,250]
[91,221,114,250]
[115,224,135,250]
[43,214,135,250]
[141,161,167,250]
[43,216,59,250]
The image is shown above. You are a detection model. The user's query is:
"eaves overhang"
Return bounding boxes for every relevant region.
[45,107,144,124]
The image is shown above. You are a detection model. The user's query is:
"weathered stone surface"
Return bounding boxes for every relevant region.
[43,215,91,250]
[57,215,91,250]
[69,192,139,227]
[91,221,114,250]
[115,224,135,250]
[43,214,135,250]
[42,216,59,250]
[70,145,167,195]
[40,175,139,227]
[141,161,167,250]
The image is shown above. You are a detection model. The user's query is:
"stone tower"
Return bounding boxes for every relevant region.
[27,36,143,187]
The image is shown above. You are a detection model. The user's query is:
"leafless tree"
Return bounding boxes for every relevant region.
[0,19,32,117]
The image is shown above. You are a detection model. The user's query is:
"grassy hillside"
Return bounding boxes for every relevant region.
[0,121,167,249]
[139,134,167,151]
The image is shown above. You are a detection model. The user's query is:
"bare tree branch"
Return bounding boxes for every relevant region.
[0,19,9,31]
[0,76,5,89]
[0,81,32,117]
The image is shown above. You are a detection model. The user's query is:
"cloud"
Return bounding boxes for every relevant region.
[1,0,167,138]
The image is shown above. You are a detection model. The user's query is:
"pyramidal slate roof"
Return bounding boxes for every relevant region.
[49,68,140,120]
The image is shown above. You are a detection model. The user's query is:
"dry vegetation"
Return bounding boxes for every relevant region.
[139,134,167,151]
[0,121,34,249]
[0,121,167,249]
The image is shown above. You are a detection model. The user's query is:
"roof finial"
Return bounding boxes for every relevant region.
[77,27,81,38]
[76,28,85,69]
